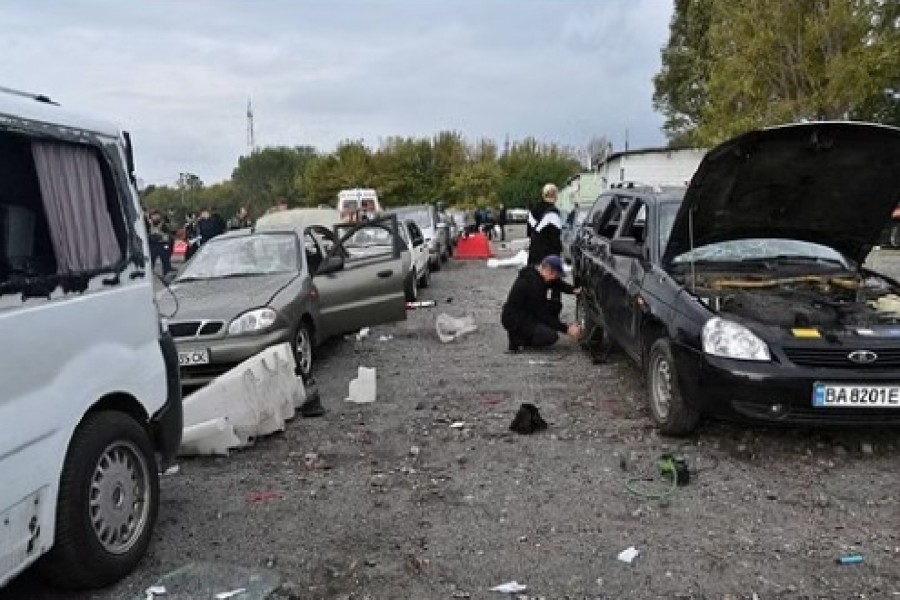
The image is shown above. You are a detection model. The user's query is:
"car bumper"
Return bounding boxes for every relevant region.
[176,327,293,386]
[673,342,900,426]
[151,332,183,465]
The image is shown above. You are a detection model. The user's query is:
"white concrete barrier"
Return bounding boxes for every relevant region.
[178,342,306,456]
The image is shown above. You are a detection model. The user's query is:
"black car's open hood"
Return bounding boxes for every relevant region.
[663,122,900,265]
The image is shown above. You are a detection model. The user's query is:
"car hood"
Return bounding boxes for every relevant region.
[160,273,298,321]
[663,122,900,265]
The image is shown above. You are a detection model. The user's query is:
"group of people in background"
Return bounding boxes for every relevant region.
[463,204,508,241]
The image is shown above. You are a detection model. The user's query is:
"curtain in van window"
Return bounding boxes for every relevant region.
[31,141,122,274]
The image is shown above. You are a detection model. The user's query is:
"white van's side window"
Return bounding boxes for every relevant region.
[0,134,125,294]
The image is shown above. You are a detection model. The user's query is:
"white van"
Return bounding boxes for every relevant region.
[337,188,382,220]
[0,88,181,589]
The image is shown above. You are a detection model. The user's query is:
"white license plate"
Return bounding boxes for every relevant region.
[813,382,900,407]
[178,349,210,366]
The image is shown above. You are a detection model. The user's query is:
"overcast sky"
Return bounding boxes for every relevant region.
[0,0,673,186]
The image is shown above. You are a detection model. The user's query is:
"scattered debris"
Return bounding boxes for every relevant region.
[163,465,180,476]
[215,589,247,600]
[140,562,280,600]
[303,452,330,470]
[247,491,281,503]
[298,378,325,418]
[509,403,548,435]
[490,581,528,594]
[178,343,305,456]
[345,366,377,404]
[407,300,437,309]
[145,585,167,599]
[527,359,549,366]
[617,546,640,564]
[435,313,478,343]
[861,442,874,455]
[837,553,864,565]
[356,327,370,341]
[450,421,466,429]
[378,334,394,342]
[409,445,421,457]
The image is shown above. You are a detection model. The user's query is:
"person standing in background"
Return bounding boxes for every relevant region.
[497,203,507,242]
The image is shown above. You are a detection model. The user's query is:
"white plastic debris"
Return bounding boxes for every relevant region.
[486,249,528,269]
[178,342,305,456]
[356,327,370,341]
[450,421,466,429]
[617,546,640,564]
[145,585,166,600]
[378,334,393,342]
[490,581,527,593]
[345,366,377,404]
[435,313,478,343]
[214,589,246,599]
[162,464,180,476]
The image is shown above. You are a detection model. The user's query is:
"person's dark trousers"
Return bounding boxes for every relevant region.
[529,323,559,347]
[499,224,506,241]
[151,242,173,275]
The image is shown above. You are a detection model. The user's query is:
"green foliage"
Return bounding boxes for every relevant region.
[142,132,580,223]
[653,0,900,145]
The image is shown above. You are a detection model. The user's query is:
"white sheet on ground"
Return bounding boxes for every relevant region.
[435,313,478,343]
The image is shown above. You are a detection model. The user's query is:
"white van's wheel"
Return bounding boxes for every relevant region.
[419,266,431,289]
[38,412,159,589]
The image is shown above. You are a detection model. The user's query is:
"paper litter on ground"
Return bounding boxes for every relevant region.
[617,546,639,564]
[490,581,528,593]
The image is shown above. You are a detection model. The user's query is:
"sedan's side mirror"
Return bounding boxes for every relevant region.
[316,255,344,276]
[610,237,645,259]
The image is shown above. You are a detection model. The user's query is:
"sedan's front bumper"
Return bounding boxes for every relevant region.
[673,342,900,426]
[176,327,293,387]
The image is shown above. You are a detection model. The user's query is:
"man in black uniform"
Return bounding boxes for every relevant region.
[501,255,582,353]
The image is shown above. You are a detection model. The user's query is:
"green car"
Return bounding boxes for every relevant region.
[158,210,407,387]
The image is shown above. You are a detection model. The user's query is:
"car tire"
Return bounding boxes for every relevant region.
[890,223,900,248]
[405,270,419,302]
[37,412,159,590]
[419,266,431,289]
[576,293,604,344]
[293,321,314,380]
[646,338,700,436]
[431,257,441,272]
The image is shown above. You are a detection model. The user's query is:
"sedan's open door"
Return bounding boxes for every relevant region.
[313,215,408,337]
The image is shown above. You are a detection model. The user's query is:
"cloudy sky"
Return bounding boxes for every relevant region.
[0,0,673,186]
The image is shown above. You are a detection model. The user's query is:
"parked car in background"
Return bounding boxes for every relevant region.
[573,122,900,435]
[507,207,529,223]
[561,205,589,263]
[0,88,181,589]
[401,219,431,300]
[393,205,449,270]
[161,210,407,386]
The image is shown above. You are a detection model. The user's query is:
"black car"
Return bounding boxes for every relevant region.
[572,122,900,435]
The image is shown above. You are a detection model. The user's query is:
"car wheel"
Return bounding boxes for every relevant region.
[575,293,603,344]
[405,269,419,302]
[890,223,900,248]
[419,265,431,289]
[37,412,159,589]
[294,321,313,380]
[646,338,700,436]
[431,257,441,272]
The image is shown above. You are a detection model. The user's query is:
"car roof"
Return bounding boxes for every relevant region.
[0,86,122,139]
[254,208,342,233]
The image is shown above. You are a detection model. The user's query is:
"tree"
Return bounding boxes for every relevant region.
[232,146,316,213]
[652,0,714,145]
[586,135,612,169]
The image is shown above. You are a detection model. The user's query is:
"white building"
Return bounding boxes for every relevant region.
[597,146,707,191]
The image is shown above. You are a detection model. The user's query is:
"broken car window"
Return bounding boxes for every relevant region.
[672,238,850,268]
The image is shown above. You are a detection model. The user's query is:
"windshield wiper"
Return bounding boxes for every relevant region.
[740,255,846,267]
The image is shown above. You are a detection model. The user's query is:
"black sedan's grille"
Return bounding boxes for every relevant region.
[783,347,900,369]
[169,320,224,338]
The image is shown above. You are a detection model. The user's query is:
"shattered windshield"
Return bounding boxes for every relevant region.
[344,226,393,248]
[178,234,297,280]
[672,238,850,267]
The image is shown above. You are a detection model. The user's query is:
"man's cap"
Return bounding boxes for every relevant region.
[542,255,564,275]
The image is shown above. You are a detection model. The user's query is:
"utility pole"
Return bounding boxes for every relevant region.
[246,97,255,154]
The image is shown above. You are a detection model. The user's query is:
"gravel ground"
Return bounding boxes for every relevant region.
[5,232,900,600]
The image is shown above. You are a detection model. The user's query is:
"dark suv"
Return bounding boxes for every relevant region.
[572,122,900,435]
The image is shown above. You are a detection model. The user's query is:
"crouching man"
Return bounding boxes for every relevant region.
[501,255,582,353]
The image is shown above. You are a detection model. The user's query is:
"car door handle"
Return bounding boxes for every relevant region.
[377,269,393,278]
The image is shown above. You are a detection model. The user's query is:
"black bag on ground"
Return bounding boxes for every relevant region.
[509,403,547,434]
